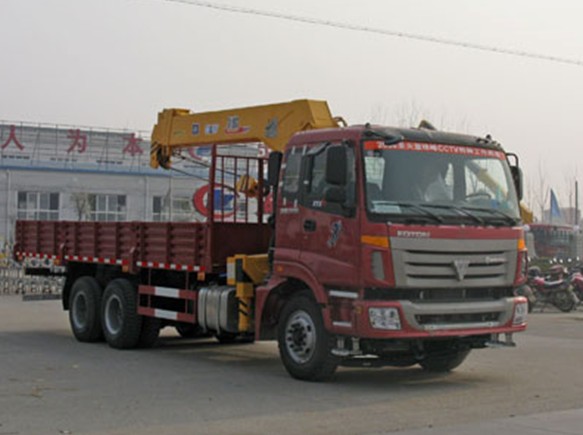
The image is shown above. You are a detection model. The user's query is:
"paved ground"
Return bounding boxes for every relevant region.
[1,295,583,435]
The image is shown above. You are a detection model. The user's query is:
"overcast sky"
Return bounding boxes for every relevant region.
[1,0,582,212]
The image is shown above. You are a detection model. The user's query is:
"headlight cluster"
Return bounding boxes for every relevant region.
[513,301,528,325]
[368,307,401,330]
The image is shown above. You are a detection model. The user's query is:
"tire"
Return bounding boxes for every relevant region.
[215,332,238,343]
[277,291,338,381]
[553,290,576,313]
[215,332,254,344]
[68,276,103,342]
[175,324,207,339]
[101,279,142,349]
[137,317,161,348]
[419,349,471,372]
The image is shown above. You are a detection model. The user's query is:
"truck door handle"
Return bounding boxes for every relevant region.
[303,219,317,232]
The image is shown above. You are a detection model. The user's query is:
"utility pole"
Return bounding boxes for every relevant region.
[576,180,579,227]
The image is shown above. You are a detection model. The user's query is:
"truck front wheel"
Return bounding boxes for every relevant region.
[69,277,103,342]
[419,349,471,372]
[137,317,161,349]
[101,279,142,349]
[277,291,338,381]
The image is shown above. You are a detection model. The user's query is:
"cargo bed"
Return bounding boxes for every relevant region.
[15,220,271,273]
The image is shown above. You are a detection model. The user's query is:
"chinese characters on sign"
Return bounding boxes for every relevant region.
[122,133,143,156]
[67,129,88,153]
[1,125,25,150]
[1,122,152,171]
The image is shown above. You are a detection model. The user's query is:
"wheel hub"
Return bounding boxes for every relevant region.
[72,292,88,330]
[285,310,316,364]
[105,294,123,335]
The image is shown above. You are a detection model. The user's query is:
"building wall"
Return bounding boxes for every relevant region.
[0,121,211,246]
[0,168,207,243]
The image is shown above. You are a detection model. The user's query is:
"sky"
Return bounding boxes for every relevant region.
[1,0,582,217]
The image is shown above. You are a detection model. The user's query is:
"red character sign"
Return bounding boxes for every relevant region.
[123,133,143,156]
[1,125,25,150]
[67,129,88,153]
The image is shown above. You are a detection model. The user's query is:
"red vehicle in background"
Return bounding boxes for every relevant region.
[529,223,578,260]
[15,100,528,381]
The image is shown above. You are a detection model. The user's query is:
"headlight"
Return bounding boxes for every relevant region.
[369,307,401,330]
[513,301,528,325]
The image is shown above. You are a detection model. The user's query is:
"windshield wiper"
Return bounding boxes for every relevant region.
[460,206,520,226]
[420,204,485,225]
[373,201,444,223]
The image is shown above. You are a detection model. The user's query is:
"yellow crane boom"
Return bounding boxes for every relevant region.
[150,98,533,223]
[150,99,341,169]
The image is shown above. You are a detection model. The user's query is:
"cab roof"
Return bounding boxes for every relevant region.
[291,124,503,151]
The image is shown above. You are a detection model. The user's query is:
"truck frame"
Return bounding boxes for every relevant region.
[15,99,528,381]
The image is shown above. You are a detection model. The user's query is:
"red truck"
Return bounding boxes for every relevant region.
[15,100,528,381]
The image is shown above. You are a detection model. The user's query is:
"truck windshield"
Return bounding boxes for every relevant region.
[363,141,521,225]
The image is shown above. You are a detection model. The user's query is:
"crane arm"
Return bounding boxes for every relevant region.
[467,162,533,223]
[150,99,340,168]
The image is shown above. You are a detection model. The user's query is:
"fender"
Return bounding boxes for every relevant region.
[272,260,328,304]
[255,275,287,338]
[255,260,334,339]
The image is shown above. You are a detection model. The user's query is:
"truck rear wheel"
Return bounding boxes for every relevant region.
[69,277,103,342]
[176,324,207,338]
[137,317,161,348]
[277,291,338,381]
[101,279,142,349]
[419,349,470,372]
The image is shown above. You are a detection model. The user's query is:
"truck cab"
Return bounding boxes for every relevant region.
[259,124,528,380]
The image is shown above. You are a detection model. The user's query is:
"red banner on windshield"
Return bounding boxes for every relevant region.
[364,140,505,160]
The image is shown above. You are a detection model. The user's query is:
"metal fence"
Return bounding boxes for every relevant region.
[0,257,64,296]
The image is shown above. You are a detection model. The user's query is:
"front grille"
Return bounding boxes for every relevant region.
[405,249,506,281]
[391,237,517,288]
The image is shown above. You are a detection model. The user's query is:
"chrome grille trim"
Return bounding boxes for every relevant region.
[391,238,517,288]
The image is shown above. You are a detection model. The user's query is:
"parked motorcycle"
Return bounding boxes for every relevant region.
[567,266,583,304]
[526,265,578,313]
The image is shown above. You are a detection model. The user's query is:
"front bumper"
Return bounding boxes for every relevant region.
[330,296,527,339]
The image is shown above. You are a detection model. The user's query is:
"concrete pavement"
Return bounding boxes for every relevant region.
[394,408,583,434]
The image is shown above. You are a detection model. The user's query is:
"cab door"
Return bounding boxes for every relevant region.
[274,147,304,263]
[298,142,360,289]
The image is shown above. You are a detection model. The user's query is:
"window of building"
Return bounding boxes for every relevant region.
[17,192,59,220]
[89,194,126,222]
[152,196,195,222]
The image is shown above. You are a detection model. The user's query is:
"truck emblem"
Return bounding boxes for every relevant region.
[453,259,471,281]
[327,221,343,248]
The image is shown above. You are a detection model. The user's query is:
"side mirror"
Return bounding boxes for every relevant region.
[510,166,523,201]
[267,152,283,187]
[506,153,523,201]
[325,146,347,186]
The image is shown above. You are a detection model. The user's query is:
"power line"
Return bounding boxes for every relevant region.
[162,0,583,68]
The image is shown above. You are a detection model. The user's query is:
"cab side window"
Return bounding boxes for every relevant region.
[281,149,302,203]
[305,151,328,200]
[301,143,355,216]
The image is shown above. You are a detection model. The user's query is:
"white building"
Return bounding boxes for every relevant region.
[0,121,217,248]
